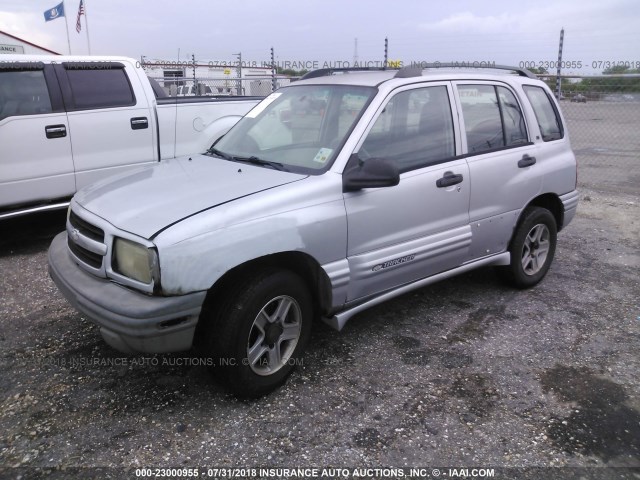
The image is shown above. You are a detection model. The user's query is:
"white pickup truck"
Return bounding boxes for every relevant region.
[0,55,262,219]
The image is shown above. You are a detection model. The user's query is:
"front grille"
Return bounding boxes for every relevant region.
[67,208,108,272]
[69,210,104,242]
[68,237,103,269]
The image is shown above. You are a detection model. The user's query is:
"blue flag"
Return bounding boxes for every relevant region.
[44,2,65,22]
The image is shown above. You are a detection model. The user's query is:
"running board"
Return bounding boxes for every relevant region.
[322,252,511,331]
[0,201,70,220]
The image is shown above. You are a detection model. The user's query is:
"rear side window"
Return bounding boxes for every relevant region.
[458,84,529,154]
[0,70,52,120]
[497,87,528,146]
[66,68,135,109]
[523,85,563,141]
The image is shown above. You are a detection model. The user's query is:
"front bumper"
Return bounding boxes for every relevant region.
[48,232,207,354]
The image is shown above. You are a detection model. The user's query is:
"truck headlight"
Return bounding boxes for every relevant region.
[112,238,157,284]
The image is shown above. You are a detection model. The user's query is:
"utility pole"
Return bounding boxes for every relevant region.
[383,37,388,70]
[270,47,276,93]
[555,28,564,99]
[233,52,242,95]
[192,54,196,86]
[354,38,358,66]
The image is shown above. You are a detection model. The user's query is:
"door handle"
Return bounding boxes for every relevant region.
[45,124,67,139]
[518,154,536,168]
[436,171,464,188]
[130,117,149,130]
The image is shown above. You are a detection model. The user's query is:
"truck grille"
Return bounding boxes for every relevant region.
[67,209,108,273]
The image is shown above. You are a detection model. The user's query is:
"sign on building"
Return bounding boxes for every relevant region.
[0,44,25,54]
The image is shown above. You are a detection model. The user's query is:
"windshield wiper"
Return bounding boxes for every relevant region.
[207,148,288,171]
[207,147,234,161]
[232,156,288,171]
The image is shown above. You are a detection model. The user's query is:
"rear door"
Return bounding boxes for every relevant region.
[55,61,156,190]
[0,62,75,210]
[452,82,541,261]
[343,83,471,302]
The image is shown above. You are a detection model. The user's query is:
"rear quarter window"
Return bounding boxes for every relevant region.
[66,68,135,109]
[523,85,563,141]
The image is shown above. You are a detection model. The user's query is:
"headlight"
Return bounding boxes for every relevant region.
[112,238,156,284]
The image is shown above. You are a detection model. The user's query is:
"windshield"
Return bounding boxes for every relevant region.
[212,84,376,173]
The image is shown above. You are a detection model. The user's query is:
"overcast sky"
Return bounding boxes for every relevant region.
[1,0,639,74]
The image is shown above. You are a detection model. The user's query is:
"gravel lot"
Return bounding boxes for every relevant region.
[1,102,639,480]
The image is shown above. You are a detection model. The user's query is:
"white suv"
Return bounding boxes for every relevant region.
[49,64,579,396]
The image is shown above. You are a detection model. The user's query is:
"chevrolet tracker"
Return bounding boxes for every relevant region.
[48,64,579,397]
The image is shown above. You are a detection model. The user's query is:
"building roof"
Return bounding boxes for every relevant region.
[0,30,60,55]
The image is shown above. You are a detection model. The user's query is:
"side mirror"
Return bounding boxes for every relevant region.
[343,156,400,192]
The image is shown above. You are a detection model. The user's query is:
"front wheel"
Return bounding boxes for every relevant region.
[499,206,558,289]
[201,269,312,398]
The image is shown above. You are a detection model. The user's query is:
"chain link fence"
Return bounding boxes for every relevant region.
[150,76,294,97]
[552,76,640,197]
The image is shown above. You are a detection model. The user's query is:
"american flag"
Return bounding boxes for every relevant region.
[76,0,84,33]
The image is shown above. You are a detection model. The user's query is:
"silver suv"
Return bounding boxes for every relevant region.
[48,65,579,397]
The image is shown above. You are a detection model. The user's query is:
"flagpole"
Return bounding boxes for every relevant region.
[83,0,92,54]
[62,0,72,54]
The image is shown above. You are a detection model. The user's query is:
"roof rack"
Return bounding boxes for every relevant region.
[299,63,536,80]
[300,67,389,80]
[396,63,537,79]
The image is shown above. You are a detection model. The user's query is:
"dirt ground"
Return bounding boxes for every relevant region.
[0,102,639,480]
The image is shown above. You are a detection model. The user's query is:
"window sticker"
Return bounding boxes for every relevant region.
[245,92,282,118]
[312,148,333,164]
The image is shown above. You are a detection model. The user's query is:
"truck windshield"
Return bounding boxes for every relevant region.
[211,84,376,174]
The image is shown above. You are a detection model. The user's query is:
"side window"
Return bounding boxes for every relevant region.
[66,68,135,109]
[523,85,563,141]
[458,84,530,153]
[359,86,455,172]
[458,85,504,153]
[497,87,528,146]
[0,70,53,120]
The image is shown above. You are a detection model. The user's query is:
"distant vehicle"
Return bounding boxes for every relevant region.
[571,94,587,103]
[0,55,262,219]
[177,83,215,96]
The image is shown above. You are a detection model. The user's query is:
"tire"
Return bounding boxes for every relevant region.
[201,269,312,398]
[499,206,557,289]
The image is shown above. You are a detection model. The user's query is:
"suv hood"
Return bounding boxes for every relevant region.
[74,155,307,239]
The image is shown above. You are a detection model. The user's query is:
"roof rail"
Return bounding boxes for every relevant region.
[394,63,537,79]
[300,64,537,81]
[300,67,389,80]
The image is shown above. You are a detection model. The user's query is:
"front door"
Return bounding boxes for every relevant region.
[343,83,471,302]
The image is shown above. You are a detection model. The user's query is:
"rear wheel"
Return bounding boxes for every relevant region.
[499,206,557,288]
[201,269,312,397]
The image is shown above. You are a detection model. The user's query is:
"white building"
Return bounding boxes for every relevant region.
[0,30,60,55]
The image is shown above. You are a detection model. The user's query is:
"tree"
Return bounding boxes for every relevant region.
[569,65,640,96]
[276,67,309,77]
[527,67,549,75]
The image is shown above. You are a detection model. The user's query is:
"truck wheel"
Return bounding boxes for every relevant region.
[203,269,312,397]
[500,206,557,289]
